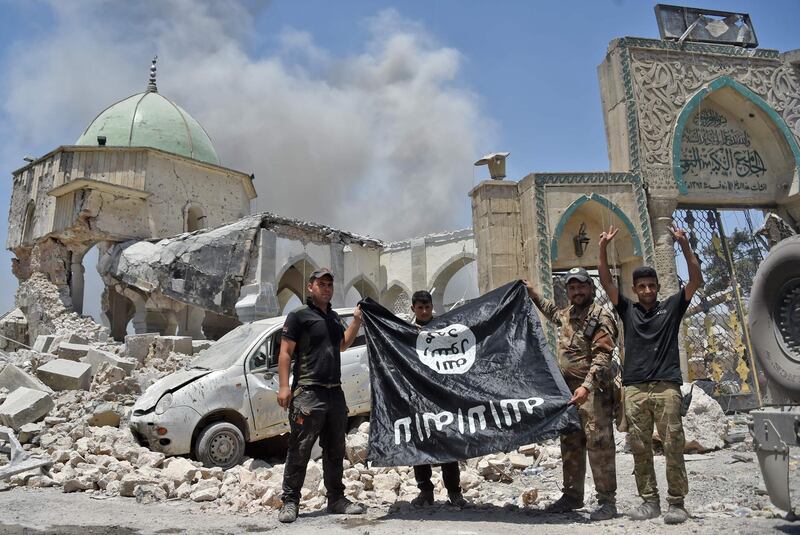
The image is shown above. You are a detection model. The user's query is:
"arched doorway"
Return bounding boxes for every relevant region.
[430,253,478,313]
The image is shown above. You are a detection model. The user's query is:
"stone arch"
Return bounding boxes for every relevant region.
[382,280,412,314]
[185,203,207,232]
[672,75,800,195]
[429,252,477,312]
[21,201,35,244]
[343,275,380,303]
[276,255,319,307]
[550,193,642,261]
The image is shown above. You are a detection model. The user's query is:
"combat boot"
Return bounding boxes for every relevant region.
[278,501,299,523]
[448,490,468,508]
[629,500,661,520]
[545,494,584,513]
[411,488,435,507]
[589,501,617,520]
[327,497,366,514]
[663,504,689,524]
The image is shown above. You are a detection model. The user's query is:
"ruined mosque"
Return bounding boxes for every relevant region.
[5,6,800,391]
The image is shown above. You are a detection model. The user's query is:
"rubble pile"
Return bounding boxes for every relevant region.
[0,307,766,518]
[15,273,109,344]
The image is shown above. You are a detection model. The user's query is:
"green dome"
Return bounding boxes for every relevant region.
[75,91,220,165]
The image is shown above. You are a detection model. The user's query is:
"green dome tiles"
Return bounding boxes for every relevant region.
[76,91,220,166]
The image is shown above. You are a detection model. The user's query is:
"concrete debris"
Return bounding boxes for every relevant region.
[83,349,136,376]
[150,336,192,358]
[87,403,122,428]
[0,426,53,483]
[36,359,92,391]
[17,422,43,444]
[123,334,158,364]
[0,308,28,352]
[15,273,109,344]
[653,383,727,453]
[345,423,369,464]
[57,343,92,362]
[0,362,54,394]
[0,387,54,429]
[32,335,56,354]
[100,213,383,318]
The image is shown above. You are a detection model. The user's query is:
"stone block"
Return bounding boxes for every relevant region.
[18,422,43,443]
[82,349,136,375]
[162,457,200,485]
[33,335,57,353]
[0,363,53,394]
[154,336,193,356]
[123,333,158,364]
[56,343,92,361]
[0,387,54,429]
[36,359,92,391]
[87,403,121,427]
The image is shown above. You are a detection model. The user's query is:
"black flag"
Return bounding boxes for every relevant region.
[360,280,580,467]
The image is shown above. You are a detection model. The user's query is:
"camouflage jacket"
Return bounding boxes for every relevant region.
[531,295,618,392]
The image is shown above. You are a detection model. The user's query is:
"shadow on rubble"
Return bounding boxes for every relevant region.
[775,523,800,534]
[298,502,595,526]
[245,434,289,464]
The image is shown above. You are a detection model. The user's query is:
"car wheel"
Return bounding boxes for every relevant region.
[749,235,800,392]
[194,421,245,469]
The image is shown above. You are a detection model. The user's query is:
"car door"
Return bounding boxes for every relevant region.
[244,328,289,438]
[340,314,371,416]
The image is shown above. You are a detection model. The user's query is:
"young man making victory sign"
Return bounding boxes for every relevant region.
[598,225,702,524]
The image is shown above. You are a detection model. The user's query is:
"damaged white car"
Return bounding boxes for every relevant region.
[129,309,370,469]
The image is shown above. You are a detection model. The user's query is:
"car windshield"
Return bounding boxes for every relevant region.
[190,323,272,370]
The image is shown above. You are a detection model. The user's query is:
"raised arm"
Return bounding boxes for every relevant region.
[670,226,703,301]
[523,279,560,324]
[340,305,362,351]
[598,226,620,305]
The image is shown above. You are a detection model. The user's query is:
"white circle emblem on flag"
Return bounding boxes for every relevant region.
[416,324,477,374]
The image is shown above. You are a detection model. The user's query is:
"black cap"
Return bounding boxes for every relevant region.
[308,267,334,282]
[564,267,591,284]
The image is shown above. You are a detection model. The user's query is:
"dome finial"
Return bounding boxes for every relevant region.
[146,55,158,93]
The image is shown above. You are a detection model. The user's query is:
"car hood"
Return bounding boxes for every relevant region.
[134,369,212,412]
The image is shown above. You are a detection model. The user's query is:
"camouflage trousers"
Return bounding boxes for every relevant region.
[561,380,617,504]
[624,382,688,505]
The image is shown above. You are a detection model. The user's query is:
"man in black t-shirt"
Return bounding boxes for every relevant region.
[276,268,366,523]
[598,225,702,525]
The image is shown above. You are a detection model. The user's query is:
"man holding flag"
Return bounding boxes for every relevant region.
[525,269,619,521]
[406,290,468,508]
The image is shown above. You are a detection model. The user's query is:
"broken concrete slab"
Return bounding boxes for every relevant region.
[0,387,54,429]
[82,349,136,376]
[32,335,56,354]
[35,359,92,391]
[0,363,53,395]
[56,343,92,361]
[123,333,158,364]
[153,336,192,356]
[87,403,121,427]
[18,422,43,444]
[0,308,28,352]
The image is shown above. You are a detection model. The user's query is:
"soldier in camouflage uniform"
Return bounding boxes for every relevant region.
[525,268,619,521]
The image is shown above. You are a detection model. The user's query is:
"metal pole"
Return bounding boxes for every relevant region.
[714,210,763,408]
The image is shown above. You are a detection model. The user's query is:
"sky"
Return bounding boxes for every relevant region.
[0,0,798,320]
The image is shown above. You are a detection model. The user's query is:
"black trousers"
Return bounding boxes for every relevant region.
[281,386,348,505]
[413,462,461,493]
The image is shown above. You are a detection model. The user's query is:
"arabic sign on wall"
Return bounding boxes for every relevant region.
[679,107,771,198]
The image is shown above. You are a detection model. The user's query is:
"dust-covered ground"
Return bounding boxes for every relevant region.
[1,448,798,535]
